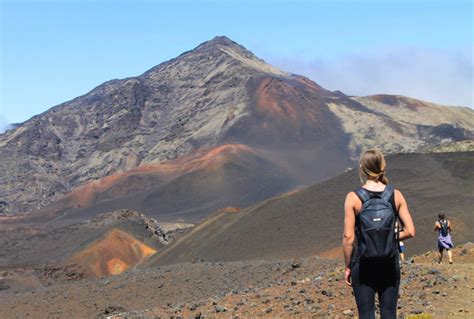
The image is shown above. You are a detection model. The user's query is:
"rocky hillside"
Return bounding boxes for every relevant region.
[1,36,473,218]
[331,94,474,157]
[426,140,474,153]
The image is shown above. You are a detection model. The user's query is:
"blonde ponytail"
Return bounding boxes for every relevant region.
[359,149,389,185]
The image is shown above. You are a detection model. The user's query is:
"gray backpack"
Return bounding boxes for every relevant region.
[355,185,398,260]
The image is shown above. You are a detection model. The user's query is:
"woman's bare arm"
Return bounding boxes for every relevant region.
[395,190,415,240]
[342,192,356,285]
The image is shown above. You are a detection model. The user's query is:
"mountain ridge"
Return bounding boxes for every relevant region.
[1,35,473,218]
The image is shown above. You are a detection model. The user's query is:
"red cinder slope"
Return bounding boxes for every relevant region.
[66,228,156,277]
[37,143,295,222]
[56,143,255,209]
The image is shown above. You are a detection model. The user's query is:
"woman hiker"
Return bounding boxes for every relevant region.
[342,149,415,319]
[434,213,454,264]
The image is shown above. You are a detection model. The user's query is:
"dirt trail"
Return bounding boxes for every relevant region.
[409,244,474,318]
[425,263,473,317]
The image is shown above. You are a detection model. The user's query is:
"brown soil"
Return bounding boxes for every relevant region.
[0,243,472,318]
[145,246,474,318]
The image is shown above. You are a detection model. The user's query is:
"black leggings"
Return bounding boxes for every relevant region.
[351,258,400,319]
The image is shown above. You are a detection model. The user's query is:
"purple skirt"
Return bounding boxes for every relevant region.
[438,233,454,250]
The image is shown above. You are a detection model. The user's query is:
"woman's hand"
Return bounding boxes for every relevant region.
[345,267,352,286]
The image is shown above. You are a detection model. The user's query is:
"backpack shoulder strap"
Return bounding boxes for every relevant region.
[381,185,394,201]
[354,188,370,203]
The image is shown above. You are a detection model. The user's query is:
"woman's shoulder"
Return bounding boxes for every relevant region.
[393,188,408,207]
[344,190,361,204]
[393,188,401,197]
[345,190,359,199]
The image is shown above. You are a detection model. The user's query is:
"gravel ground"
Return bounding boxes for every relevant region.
[0,243,472,318]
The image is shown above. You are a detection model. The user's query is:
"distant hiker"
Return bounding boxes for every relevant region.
[342,149,415,319]
[434,213,454,264]
[395,221,405,262]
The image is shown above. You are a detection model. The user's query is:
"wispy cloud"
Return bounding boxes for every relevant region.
[0,115,12,134]
[266,46,473,108]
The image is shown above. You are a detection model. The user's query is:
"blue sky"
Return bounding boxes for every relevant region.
[1,0,473,128]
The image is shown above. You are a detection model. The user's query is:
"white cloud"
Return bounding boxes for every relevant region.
[0,115,13,134]
[266,46,473,108]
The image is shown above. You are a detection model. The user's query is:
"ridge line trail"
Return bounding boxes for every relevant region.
[410,261,474,317]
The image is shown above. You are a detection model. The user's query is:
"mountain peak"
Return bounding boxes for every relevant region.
[196,35,240,49]
[193,35,252,56]
[206,35,237,46]
[141,35,286,78]
[191,35,286,76]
